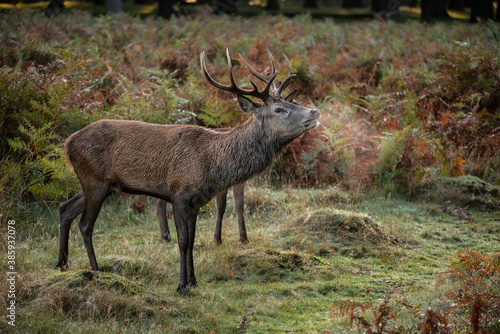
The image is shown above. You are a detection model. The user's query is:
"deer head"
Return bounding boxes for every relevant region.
[200,48,320,144]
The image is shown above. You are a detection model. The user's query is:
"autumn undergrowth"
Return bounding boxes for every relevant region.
[1,8,499,334]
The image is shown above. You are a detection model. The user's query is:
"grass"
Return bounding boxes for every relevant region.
[1,183,498,333]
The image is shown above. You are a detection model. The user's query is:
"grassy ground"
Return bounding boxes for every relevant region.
[1,182,498,333]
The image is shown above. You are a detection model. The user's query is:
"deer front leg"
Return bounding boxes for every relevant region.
[214,190,228,245]
[233,184,248,244]
[173,195,199,295]
[155,198,171,242]
[57,191,85,270]
[186,216,198,289]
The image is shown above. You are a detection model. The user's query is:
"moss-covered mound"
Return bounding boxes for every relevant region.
[295,209,388,243]
[414,176,500,210]
[208,249,330,284]
[265,250,329,271]
[244,187,357,213]
[97,255,161,281]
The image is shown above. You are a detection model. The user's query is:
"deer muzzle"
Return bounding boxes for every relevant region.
[301,109,321,129]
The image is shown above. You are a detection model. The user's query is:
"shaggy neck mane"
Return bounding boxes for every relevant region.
[210,115,290,191]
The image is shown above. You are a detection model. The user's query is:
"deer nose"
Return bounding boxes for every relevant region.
[310,109,320,116]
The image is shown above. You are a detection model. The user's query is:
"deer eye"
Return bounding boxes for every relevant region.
[274,108,288,114]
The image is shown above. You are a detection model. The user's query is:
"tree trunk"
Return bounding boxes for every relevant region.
[371,0,401,21]
[303,0,318,9]
[266,0,280,11]
[448,0,464,10]
[421,0,449,23]
[44,0,64,16]
[421,0,432,22]
[470,0,494,23]
[342,0,364,8]
[106,0,122,14]
[214,0,237,14]
[158,0,177,18]
[432,0,450,18]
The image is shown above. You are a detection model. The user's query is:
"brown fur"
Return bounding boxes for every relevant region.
[155,127,247,245]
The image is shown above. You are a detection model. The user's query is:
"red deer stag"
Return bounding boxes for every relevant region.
[57,48,320,295]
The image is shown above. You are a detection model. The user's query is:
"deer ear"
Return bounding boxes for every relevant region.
[284,88,298,102]
[237,94,262,114]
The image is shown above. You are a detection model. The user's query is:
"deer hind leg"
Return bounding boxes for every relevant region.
[233,184,248,244]
[78,183,111,271]
[155,198,171,242]
[214,190,228,245]
[57,191,85,270]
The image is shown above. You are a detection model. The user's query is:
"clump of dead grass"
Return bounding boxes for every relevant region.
[21,270,166,323]
[414,175,500,210]
[46,270,146,295]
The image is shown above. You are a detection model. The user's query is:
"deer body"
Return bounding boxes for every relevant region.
[58,49,320,295]
[156,127,248,245]
[67,117,283,204]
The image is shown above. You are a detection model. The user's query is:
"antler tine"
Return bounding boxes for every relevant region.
[238,47,278,87]
[276,54,296,96]
[265,46,278,79]
[283,54,293,76]
[200,49,276,100]
[276,74,296,96]
[200,50,233,92]
[226,48,240,90]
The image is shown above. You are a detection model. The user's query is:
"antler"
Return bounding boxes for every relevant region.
[238,48,296,98]
[200,49,277,101]
[238,47,278,91]
[239,47,297,96]
[276,54,296,96]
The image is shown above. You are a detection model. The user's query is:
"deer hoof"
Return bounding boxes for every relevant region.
[187,278,198,288]
[177,284,191,296]
[161,234,172,243]
[56,260,68,272]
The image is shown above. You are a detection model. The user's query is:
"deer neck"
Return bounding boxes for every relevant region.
[212,116,289,190]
